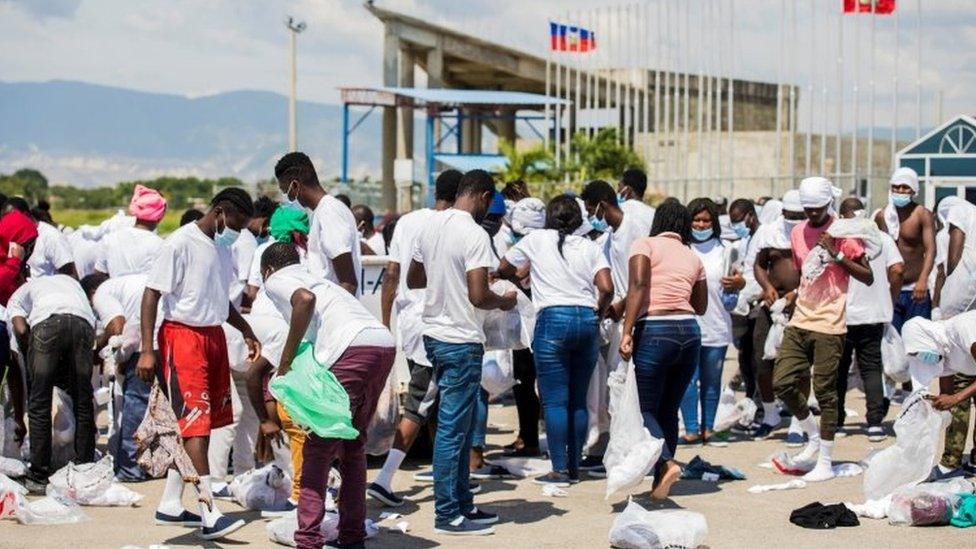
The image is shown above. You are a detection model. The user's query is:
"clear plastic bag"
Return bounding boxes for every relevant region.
[483,280,533,351]
[229,463,292,511]
[887,478,975,526]
[609,498,708,549]
[46,456,143,506]
[938,248,976,319]
[762,299,788,360]
[605,362,664,500]
[880,324,910,384]
[266,512,378,546]
[481,350,517,398]
[712,386,758,433]
[862,392,949,501]
[801,218,882,284]
[365,368,400,456]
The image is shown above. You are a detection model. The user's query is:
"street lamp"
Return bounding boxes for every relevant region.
[286,16,306,152]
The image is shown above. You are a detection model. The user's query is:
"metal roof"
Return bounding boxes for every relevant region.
[340,86,570,109]
[433,153,509,173]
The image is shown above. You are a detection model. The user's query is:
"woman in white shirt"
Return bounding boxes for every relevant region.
[679,198,741,446]
[497,195,614,486]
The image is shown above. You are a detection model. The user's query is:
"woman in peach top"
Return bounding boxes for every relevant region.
[619,199,708,501]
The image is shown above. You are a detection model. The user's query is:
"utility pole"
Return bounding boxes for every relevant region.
[286,16,306,152]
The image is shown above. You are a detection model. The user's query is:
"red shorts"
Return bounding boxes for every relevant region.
[159,320,233,438]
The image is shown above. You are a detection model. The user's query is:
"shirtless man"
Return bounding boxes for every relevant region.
[874,167,936,332]
[751,190,805,440]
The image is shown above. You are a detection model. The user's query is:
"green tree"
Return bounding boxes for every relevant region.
[498,139,557,183]
[564,128,644,182]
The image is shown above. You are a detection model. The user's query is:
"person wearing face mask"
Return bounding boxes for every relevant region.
[231,196,277,310]
[243,206,310,304]
[137,187,261,541]
[616,168,656,229]
[772,177,873,483]
[679,198,742,447]
[901,313,976,479]
[874,167,936,333]
[274,152,362,296]
[578,179,652,476]
[836,198,904,442]
[726,199,762,405]
[406,169,516,536]
[749,190,806,440]
[94,184,166,278]
[352,204,386,255]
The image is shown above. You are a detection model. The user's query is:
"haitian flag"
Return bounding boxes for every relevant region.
[844,0,896,14]
[549,22,597,52]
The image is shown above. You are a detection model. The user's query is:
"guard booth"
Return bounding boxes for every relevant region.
[896,114,976,209]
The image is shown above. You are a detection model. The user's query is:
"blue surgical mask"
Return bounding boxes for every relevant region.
[256,235,269,246]
[589,216,609,233]
[616,193,627,205]
[732,221,750,239]
[215,214,240,248]
[282,182,302,210]
[917,351,941,365]
[691,228,713,242]
[890,192,912,208]
[507,232,523,246]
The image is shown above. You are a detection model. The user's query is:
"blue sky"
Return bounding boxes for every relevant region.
[1,0,973,131]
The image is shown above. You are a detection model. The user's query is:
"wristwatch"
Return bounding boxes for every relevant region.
[834,251,845,263]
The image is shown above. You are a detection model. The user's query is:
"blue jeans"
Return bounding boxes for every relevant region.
[423,336,484,525]
[109,357,152,481]
[679,345,728,433]
[891,289,932,333]
[532,306,599,474]
[632,318,701,464]
[472,388,489,449]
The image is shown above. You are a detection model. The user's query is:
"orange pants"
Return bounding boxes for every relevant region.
[277,403,306,502]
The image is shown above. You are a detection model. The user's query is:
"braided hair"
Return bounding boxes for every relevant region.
[211,187,254,218]
[545,194,583,259]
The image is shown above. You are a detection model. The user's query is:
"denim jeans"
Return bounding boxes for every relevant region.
[533,306,600,474]
[423,336,484,525]
[109,356,153,481]
[631,318,701,463]
[679,345,728,433]
[472,388,489,449]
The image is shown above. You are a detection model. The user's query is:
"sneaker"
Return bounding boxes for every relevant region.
[963,460,976,476]
[866,426,887,443]
[434,516,495,536]
[413,469,434,483]
[785,432,807,448]
[325,540,365,549]
[585,465,606,478]
[367,483,404,507]
[752,423,775,440]
[470,482,481,495]
[732,422,759,435]
[679,433,703,445]
[260,500,297,518]
[706,431,730,448]
[578,456,603,471]
[927,465,965,482]
[154,509,203,527]
[22,477,47,496]
[464,506,499,525]
[470,464,512,480]
[198,515,246,540]
[532,472,572,487]
[212,484,234,501]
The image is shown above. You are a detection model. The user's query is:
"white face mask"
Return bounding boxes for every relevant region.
[282,181,302,209]
[853,209,866,219]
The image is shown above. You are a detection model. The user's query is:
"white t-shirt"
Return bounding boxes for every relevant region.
[692,238,733,346]
[92,273,159,353]
[223,309,288,373]
[27,222,73,278]
[946,311,976,376]
[145,222,234,327]
[846,233,904,326]
[307,195,362,290]
[412,209,495,344]
[247,238,275,290]
[94,226,163,277]
[67,231,102,279]
[608,213,652,300]
[387,208,435,366]
[505,229,610,311]
[264,264,389,367]
[7,274,95,328]
[230,229,258,306]
[364,232,387,256]
[620,199,656,230]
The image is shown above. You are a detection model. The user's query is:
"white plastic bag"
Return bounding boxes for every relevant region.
[712,387,758,433]
[229,464,292,511]
[481,350,517,398]
[762,298,788,360]
[887,478,974,526]
[1,491,89,525]
[801,218,882,283]
[880,324,910,383]
[483,280,534,351]
[2,417,27,460]
[0,457,26,478]
[862,392,949,501]
[365,368,400,456]
[938,248,976,319]
[609,498,708,549]
[605,362,664,500]
[46,455,143,506]
[266,512,378,546]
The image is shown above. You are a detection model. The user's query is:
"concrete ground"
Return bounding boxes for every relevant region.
[2,354,974,548]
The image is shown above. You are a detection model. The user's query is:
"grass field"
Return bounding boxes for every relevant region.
[51,208,187,235]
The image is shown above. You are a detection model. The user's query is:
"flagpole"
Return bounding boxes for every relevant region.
[545,22,552,154]
[891,3,899,171]
[868,0,877,202]
[705,0,713,196]
[605,5,613,148]
[574,13,583,161]
[654,0,662,184]
[787,0,796,189]
[728,0,735,194]
[819,0,828,175]
[716,0,723,192]
[774,0,783,193]
[915,0,921,140]
[642,2,651,169]
[683,0,691,196]
[852,6,861,193]
[835,1,844,185]
[615,4,624,146]
[696,0,704,197]
[663,0,672,185]
[590,7,598,140]
[565,10,573,165]
[804,0,814,177]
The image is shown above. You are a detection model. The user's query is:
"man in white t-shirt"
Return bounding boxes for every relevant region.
[8,274,96,492]
[368,169,461,507]
[580,179,652,473]
[137,188,260,540]
[274,152,361,295]
[616,168,656,229]
[352,203,387,255]
[231,196,276,309]
[260,242,395,548]
[837,198,904,442]
[29,221,75,278]
[407,170,516,536]
[81,272,157,481]
[94,184,166,278]
[243,206,310,305]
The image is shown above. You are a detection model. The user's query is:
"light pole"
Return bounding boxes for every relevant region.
[286,16,306,152]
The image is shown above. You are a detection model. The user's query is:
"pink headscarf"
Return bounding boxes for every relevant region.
[129,185,167,222]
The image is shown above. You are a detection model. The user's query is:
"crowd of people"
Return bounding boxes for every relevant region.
[0,152,974,547]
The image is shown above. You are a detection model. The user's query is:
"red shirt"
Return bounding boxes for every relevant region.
[0,211,39,306]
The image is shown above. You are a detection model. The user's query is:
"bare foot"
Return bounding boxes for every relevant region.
[650,461,681,501]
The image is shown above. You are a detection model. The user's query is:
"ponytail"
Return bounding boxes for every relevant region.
[545,194,583,260]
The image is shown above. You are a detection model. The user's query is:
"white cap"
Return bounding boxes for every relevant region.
[890,167,919,193]
[782,190,804,213]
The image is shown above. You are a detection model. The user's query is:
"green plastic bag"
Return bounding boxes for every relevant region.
[269,341,359,440]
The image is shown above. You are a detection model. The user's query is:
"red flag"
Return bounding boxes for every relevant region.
[844,0,896,14]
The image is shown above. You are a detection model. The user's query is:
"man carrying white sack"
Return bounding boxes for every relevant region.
[874,167,936,332]
[772,177,873,482]
[901,313,976,479]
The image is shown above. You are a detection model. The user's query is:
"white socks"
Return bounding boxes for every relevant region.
[762,402,780,427]
[794,415,822,462]
[157,469,186,516]
[802,440,836,482]
[374,448,406,491]
[196,475,224,528]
